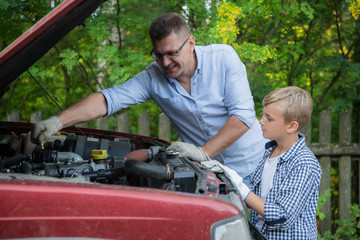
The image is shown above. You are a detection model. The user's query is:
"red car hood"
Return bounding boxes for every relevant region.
[0,0,104,94]
[0,175,240,239]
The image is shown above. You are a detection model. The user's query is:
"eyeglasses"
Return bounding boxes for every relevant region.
[150,36,190,61]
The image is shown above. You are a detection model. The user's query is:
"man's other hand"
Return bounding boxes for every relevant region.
[167,142,208,162]
[31,116,63,144]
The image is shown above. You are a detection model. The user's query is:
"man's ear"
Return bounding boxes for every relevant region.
[287,121,299,133]
[189,35,196,51]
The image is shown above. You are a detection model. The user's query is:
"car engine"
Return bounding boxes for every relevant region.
[0,122,226,196]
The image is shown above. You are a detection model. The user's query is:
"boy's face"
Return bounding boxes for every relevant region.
[259,103,290,141]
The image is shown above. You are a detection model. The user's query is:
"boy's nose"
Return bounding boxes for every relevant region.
[259,116,264,125]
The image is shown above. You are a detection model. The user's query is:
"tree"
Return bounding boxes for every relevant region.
[1,0,359,141]
[207,0,359,142]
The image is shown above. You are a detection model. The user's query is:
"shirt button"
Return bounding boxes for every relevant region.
[199,117,203,121]
[192,100,196,104]
[206,131,210,136]
[193,82,196,85]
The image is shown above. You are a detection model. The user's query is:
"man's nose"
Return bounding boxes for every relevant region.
[161,55,172,65]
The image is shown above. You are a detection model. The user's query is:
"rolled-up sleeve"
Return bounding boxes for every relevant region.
[100,70,152,116]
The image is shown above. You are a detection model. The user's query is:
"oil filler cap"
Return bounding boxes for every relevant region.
[91,149,108,161]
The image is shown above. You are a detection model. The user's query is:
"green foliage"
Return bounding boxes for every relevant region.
[300,2,315,20]
[233,42,277,64]
[316,188,332,221]
[195,1,277,64]
[0,0,51,50]
[0,0,359,142]
[59,49,80,72]
[333,204,360,239]
[318,202,360,240]
[349,0,360,20]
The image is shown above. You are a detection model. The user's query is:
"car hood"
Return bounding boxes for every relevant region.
[0,0,104,94]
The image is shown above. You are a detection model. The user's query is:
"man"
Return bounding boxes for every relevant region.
[32,12,265,185]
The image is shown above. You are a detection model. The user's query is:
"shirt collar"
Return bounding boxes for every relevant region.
[194,46,201,74]
[265,133,306,163]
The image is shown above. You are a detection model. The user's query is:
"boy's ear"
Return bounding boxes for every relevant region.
[287,121,299,133]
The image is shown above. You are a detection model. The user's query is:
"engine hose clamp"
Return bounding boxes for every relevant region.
[166,164,171,180]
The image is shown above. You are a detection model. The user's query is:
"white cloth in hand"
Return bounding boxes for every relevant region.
[31,116,63,144]
[219,164,251,201]
[201,160,224,173]
[167,142,208,162]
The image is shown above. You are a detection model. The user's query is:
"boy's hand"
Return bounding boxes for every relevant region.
[167,142,209,162]
[219,164,251,201]
[201,159,224,173]
[31,116,63,144]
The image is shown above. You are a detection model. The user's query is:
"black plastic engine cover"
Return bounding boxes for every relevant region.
[60,135,134,160]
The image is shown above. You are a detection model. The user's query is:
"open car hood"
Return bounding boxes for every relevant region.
[0,0,104,93]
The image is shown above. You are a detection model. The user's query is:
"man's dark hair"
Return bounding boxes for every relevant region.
[149,12,191,41]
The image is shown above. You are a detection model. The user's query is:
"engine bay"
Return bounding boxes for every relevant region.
[0,121,227,196]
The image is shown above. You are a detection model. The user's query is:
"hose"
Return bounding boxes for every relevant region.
[124,158,172,181]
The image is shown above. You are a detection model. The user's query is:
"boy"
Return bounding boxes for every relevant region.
[221,86,322,239]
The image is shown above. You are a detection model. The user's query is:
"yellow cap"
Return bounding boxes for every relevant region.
[91,150,108,160]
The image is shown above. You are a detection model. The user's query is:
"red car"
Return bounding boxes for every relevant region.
[0,1,265,239]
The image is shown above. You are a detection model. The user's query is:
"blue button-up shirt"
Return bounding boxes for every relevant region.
[100,44,266,177]
[250,134,322,239]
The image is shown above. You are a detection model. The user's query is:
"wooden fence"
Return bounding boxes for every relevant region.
[6,110,172,142]
[6,108,360,235]
[302,109,360,234]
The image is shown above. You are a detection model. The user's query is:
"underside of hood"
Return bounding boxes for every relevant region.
[0,0,104,94]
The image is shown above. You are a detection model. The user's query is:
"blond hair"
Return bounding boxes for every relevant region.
[262,86,313,130]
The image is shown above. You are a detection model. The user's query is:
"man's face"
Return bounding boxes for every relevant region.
[259,103,290,141]
[152,32,194,79]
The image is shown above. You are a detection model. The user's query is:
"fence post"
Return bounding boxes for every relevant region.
[30,111,42,123]
[6,110,20,122]
[96,116,109,130]
[318,109,332,234]
[116,111,130,133]
[158,113,171,142]
[75,122,88,128]
[138,111,150,136]
[302,117,311,145]
[339,109,352,221]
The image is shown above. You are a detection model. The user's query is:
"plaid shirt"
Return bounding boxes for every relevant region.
[250,134,321,240]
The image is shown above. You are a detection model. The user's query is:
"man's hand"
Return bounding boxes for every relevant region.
[167,142,209,162]
[219,164,251,201]
[31,116,63,144]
